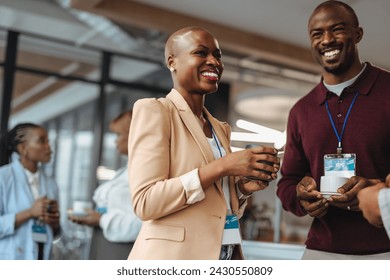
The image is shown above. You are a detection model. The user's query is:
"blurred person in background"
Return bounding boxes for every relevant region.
[68,110,141,259]
[0,123,60,260]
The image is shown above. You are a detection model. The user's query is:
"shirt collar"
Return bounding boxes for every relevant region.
[316,62,378,105]
[24,168,39,185]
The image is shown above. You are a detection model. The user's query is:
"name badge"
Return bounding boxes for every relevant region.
[222,214,242,245]
[96,206,107,214]
[324,153,356,177]
[32,220,48,243]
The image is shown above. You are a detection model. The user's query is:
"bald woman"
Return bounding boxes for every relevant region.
[127,26,280,260]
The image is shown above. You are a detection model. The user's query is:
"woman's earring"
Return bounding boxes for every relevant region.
[170,67,175,73]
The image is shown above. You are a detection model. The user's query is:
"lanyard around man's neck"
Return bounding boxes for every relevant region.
[325,91,359,155]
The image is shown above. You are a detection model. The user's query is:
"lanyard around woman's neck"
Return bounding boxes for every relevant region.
[207,118,223,158]
[207,118,232,211]
[325,91,359,155]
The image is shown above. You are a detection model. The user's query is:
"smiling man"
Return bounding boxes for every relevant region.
[276,1,390,259]
[308,0,362,81]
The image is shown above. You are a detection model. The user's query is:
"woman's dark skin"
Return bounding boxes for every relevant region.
[165,27,280,195]
[14,127,60,233]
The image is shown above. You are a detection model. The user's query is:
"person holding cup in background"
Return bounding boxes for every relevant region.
[68,110,141,259]
[127,26,280,260]
[276,1,390,259]
[0,123,60,260]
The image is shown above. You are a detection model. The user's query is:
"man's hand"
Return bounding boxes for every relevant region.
[330,176,381,211]
[296,176,328,218]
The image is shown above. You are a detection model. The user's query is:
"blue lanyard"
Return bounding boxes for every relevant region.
[325,91,359,155]
[206,118,224,158]
[208,120,223,158]
[206,118,224,189]
[211,130,223,158]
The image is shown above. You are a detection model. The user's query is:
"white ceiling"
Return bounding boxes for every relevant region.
[135,0,390,70]
[131,0,390,133]
[3,0,390,135]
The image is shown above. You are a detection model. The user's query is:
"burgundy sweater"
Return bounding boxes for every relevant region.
[277,63,390,254]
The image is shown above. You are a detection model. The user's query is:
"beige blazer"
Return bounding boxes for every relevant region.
[128,89,246,260]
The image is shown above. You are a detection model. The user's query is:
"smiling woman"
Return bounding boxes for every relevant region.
[127,26,281,260]
[166,26,224,99]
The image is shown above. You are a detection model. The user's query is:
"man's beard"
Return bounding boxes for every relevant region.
[324,60,352,76]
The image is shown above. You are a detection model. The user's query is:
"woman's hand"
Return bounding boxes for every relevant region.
[237,178,269,195]
[198,145,280,192]
[222,146,280,180]
[30,197,48,220]
[44,200,60,232]
[68,209,101,227]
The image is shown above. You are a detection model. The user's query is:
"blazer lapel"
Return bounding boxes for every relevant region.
[167,90,215,165]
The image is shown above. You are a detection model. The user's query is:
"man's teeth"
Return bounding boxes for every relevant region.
[324,50,340,57]
[202,72,218,78]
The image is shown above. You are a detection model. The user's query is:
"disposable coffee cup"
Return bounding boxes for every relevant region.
[71,200,93,216]
[320,176,348,198]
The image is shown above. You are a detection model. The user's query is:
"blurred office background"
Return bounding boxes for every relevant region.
[1,0,389,259]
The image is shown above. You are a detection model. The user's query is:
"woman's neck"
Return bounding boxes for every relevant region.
[20,158,38,173]
[179,89,205,117]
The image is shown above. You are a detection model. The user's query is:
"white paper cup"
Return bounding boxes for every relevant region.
[72,201,93,216]
[320,176,348,197]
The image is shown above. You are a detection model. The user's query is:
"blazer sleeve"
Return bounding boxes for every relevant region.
[0,171,17,239]
[128,98,190,221]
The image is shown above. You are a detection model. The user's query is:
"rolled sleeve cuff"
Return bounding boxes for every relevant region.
[378,188,390,238]
[180,169,205,204]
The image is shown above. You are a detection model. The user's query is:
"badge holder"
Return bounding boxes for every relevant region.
[222,211,242,245]
[324,153,356,177]
[96,206,107,214]
[32,219,48,243]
